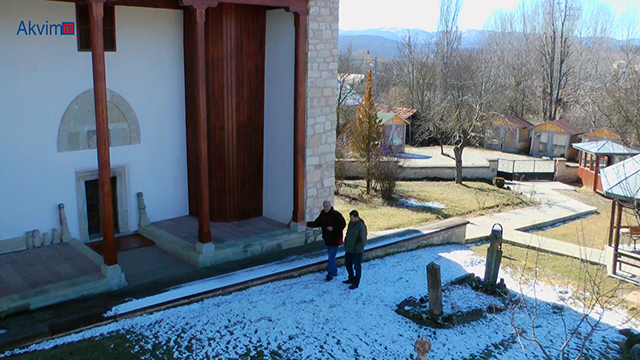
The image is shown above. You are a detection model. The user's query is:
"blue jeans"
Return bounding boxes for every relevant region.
[345,252,363,285]
[327,246,338,277]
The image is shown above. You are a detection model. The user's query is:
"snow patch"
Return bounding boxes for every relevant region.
[399,198,447,209]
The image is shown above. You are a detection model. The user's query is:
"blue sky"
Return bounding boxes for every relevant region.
[339,0,640,33]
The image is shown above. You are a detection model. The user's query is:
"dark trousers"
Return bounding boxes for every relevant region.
[344,252,363,285]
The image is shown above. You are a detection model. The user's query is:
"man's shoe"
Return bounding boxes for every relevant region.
[342,279,353,284]
[325,275,333,281]
[348,284,358,290]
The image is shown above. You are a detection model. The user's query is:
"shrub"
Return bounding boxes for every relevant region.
[492,177,506,189]
[373,159,400,200]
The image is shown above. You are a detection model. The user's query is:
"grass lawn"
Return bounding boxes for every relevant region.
[470,243,640,312]
[4,331,176,360]
[533,188,639,250]
[334,180,533,232]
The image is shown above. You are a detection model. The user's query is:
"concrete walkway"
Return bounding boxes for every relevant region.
[465,181,605,263]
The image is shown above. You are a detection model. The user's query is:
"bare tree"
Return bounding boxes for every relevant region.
[507,233,638,359]
[337,45,365,140]
[596,48,640,147]
[537,0,581,122]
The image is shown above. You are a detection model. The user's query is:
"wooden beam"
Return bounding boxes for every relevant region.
[291,11,307,224]
[613,201,623,275]
[193,8,212,243]
[60,0,178,8]
[180,0,219,8]
[608,199,616,247]
[58,0,306,11]
[593,155,599,192]
[89,1,118,266]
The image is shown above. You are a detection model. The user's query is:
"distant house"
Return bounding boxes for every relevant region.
[378,112,409,153]
[572,140,639,192]
[376,105,420,144]
[485,115,533,153]
[529,120,583,159]
[583,128,622,143]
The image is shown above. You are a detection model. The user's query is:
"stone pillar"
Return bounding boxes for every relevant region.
[427,262,443,317]
[554,158,566,182]
[487,159,498,178]
[137,192,151,228]
[304,0,339,221]
[58,204,72,243]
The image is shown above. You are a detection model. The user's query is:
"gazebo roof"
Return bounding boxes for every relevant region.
[600,154,640,201]
[572,140,639,156]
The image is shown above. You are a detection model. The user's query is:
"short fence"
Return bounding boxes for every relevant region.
[497,159,556,181]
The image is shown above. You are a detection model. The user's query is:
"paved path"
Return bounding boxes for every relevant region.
[401,146,536,167]
[465,181,606,263]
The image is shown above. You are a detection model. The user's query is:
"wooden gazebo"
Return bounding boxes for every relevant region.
[601,155,640,277]
[572,140,638,193]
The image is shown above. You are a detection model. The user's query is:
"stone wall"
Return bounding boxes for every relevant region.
[336,159,499,181]
[304,0,339,221]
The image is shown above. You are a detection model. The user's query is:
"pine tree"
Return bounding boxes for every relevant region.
[349,68,382,194]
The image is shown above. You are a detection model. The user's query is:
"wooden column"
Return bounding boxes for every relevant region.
[613,201,623,274]
[608,199,616,247]
[89,1,117,266]
[193,8,211,244]
[292,10,307,224]
[593,155,599,192]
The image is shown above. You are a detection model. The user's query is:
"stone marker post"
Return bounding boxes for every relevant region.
[427,262,443,317]
[484,223,503,286]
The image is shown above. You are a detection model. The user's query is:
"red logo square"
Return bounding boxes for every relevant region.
[62,22,74,35]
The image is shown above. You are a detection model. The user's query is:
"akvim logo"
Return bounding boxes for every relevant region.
[16,21,74,35]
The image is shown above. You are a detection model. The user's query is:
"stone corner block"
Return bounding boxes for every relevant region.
[289,222,307,233]
[196,241,216,255]
[101,264,128,290]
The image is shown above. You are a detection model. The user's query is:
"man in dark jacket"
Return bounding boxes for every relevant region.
[343,210,367,290]
[307,200,346,281]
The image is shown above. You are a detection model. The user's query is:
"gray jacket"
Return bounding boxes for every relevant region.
[344,219,367,253]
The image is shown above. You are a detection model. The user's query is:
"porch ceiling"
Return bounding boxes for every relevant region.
[51,0,307,12]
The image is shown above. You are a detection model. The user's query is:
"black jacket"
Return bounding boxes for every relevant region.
[307,207,346,246]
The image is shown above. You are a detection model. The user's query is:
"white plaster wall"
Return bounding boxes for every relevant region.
[263,9,295,224]
[0,0,188,241]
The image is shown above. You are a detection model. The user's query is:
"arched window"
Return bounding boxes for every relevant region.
[57,89,140,152]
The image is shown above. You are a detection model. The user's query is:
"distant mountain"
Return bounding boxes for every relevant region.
[339,35,401,59]
[339,28,492,58]
[340,28,432,42]
[339,27,640,59]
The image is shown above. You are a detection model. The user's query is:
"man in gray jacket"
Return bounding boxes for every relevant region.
[343,210,367,290]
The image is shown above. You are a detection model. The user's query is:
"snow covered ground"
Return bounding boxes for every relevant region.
[3,245,638,359]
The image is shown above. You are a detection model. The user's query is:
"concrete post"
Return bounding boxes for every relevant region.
[427,262,443,317]
[484,224,503,286]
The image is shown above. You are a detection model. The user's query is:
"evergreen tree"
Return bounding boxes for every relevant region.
[349,68,382,194]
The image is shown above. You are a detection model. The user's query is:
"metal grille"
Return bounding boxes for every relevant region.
[497,159,555,174]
